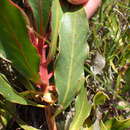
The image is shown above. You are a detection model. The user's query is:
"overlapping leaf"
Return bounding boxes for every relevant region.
[0,74,45,108]
[55,8,89,113]
[47,0,63,63]
[26,0,52,35]
[93,91,109,107]
[69,87,91,130]
[0,0,40,83]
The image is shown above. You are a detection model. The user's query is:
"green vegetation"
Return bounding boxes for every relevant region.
[0,0,129,130]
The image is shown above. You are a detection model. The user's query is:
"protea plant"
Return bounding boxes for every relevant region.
[0,0,90,129]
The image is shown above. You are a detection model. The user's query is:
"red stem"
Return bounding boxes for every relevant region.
[38,38,57,130]
[39,47,49,85]
[38,38,50,93]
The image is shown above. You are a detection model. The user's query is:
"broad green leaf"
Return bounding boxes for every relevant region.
[69,87,92,130]
[47,0,63,63]
[105,118,130,130]
[0,0,40,83]
[0,74,45,108]
[55,9,89,113]
[93,91,109,107]
[26,0,52,35]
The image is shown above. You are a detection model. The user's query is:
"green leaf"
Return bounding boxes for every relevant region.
[26,0,52,35]
[93,91,109,107]
[0,74,45,108]
[105,118,130,130]
[55,9,89,113]
[0,41,7,59]
[0,0,40,83]
[100,120,107,130]
[16,118,39,130]
[47,0,64,63]
[69,87,92,130]
[0,108,12,127]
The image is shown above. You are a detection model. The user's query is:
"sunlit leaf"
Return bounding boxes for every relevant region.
[55,8,89,114]
[93,91,109,107]
[69,87,91,130]
[105,118,130,130]
[100,120,107,130]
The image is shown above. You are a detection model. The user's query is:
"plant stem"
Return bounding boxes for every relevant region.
[45,107,57,130]
[38,38,57,130]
